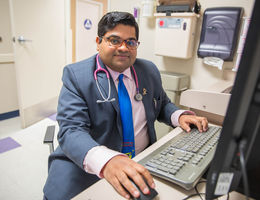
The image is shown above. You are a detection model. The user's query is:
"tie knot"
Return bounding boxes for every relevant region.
[118,74,124,82]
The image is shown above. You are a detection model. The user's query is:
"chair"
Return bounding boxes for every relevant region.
[43,125,55,153]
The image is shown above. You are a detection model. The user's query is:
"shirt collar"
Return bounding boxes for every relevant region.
[106,66,133,82]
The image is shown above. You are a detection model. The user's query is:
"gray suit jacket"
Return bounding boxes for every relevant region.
[43,54,179,199]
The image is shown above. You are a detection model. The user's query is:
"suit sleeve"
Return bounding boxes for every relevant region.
[157,86,180,127]
[56,66,99,169]
[151,63,180,126]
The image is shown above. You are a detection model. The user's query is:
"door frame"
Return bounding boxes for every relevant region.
[70,0,108,62]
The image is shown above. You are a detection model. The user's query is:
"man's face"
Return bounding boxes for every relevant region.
[96,24,138,73]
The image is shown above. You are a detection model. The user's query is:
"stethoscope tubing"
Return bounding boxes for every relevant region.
[94,54,142,103]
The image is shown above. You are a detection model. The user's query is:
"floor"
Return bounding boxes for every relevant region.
[0,116,59,200]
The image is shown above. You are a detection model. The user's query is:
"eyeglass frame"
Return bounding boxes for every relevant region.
[99,36,140,50]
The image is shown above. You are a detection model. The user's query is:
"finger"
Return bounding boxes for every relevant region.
[181,122,191,132]
[134,168,152,194]
[110,176,131,199]
[195,119,203,132]
[125,162,154,195]
[179,115,192,132]
[124,166,149,195]
[201,117,208,131]
[118,172,140,198]
[138,166,156,190]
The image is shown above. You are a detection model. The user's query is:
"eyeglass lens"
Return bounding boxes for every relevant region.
[105,37,139,49]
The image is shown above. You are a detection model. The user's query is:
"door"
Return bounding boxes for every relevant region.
[9,0,67,128]
[71,0,107,62]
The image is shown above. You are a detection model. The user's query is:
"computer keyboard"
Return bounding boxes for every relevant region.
[138,126,221,190]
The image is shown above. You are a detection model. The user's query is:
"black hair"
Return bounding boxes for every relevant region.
[98,11,139,41]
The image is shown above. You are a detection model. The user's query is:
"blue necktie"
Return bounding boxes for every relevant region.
[118,74,135,158]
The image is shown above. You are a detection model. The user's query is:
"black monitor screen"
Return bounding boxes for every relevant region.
[206,1,260,199]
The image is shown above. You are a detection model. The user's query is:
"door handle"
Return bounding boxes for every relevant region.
[17,36,32,43]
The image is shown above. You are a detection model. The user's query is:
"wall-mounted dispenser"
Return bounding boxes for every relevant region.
[197,7,243,61]
[154,12,199,59]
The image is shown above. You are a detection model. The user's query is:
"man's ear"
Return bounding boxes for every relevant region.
[96,37,102,44]
[96,37,100,51]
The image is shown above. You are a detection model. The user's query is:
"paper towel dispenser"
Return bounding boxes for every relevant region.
[197,7,243,61]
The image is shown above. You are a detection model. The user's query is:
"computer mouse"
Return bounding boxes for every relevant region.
[129,178,158,200]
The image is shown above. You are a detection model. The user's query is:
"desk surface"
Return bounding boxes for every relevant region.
[73,127,252,200]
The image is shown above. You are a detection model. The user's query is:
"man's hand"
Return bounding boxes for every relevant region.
[179,114,208,132]
[101,155,155,199]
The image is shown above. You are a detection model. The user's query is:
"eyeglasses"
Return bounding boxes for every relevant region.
[101,36,140,50]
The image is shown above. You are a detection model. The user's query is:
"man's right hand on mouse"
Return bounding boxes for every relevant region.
[101,155,156,199]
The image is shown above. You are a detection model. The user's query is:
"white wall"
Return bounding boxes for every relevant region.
[0,0,255,116]
[0,0,19,114]
[109,0,255,90]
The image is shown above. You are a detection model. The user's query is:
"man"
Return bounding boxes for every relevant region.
[43,11,208,200]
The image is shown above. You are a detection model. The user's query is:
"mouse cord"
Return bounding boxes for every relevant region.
[181,180,206,200]
[181,193,205,200]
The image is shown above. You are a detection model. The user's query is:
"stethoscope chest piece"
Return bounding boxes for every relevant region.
[134,93,143,101]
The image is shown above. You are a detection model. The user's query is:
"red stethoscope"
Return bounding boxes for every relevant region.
[94,54,143,103]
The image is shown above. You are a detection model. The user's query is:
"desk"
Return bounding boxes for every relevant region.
[73,127,253,200]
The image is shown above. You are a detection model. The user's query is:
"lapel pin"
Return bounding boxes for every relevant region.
[143,88,147,96]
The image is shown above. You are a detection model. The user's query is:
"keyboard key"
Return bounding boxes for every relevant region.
[161,163,167,167]
[169,169,177,175]
[145,162,158,168]
[157,166,169,172]
[154,160,162,165]
[167,164,173,169]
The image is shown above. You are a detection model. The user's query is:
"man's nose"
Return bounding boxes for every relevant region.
[118,41,129,51]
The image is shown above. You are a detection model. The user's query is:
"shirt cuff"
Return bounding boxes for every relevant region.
[83,146,124,178]
[171,110,196,127]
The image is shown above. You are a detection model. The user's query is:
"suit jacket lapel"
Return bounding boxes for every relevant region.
[131,65,151,119]
[132,64,156,144]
